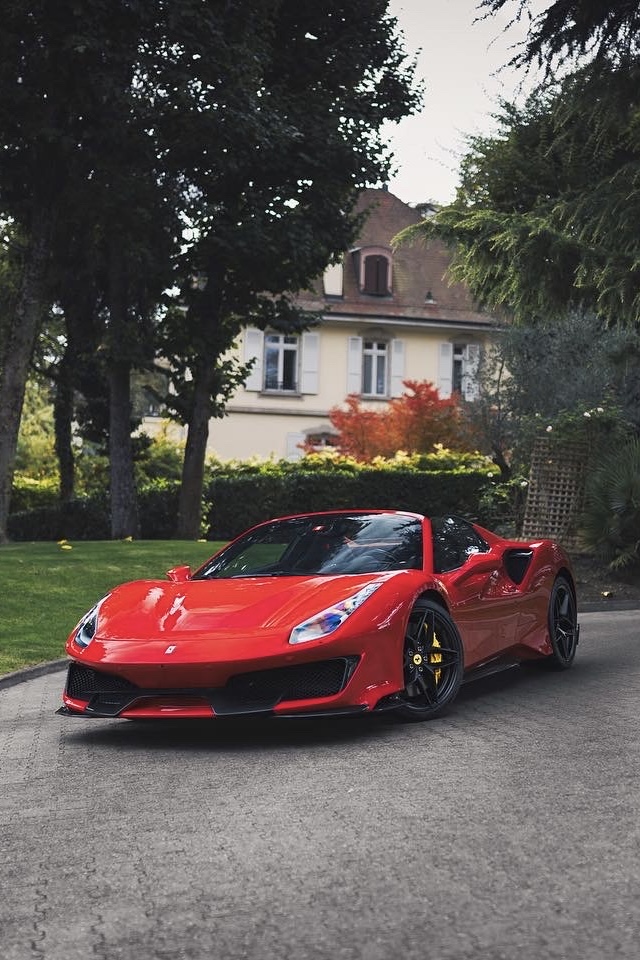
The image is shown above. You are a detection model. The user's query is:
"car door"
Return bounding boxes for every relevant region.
[431,516,522,668]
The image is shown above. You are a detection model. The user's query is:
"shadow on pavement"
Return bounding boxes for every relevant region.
[57,660,569,752]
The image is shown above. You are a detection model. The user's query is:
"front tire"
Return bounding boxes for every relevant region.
[395,599,464,722]
[546,576,578,669]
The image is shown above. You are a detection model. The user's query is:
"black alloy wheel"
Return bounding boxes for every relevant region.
[547,576,579,669]
[396,599,464,721]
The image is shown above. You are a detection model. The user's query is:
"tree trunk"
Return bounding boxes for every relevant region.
[54,349,76,502]
[108,359,139,538]
[0,218,50,543]
[107,240,139,539]
[175,264,226,541]
[176,370,212,539]
[55,276,102,503]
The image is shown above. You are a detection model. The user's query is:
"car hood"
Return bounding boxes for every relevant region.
[91,572,401,642]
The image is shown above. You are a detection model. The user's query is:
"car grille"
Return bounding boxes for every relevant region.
[66,663,138,698]
[225,658,356,703]
[64,656,359,717]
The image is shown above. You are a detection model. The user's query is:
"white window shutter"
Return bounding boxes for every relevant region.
[300,332,320,394]
[438,342,453,398]
[347,336,363,394]
[243,327,263,391]
[285,432,305,460]
[463,344,480,401]
[390,339,405,397]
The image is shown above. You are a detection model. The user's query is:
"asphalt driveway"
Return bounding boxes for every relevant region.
[1,609,639,960]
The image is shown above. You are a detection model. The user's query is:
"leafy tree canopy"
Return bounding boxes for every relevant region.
[400,55,640,326]
[467,310,640,476]
[397,3,640,328]
[0,0,420,539]
[479,0,640,69]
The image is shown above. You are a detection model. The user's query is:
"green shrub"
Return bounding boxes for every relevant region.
[10,474,60,513]
[477,475,530,537]
[134,430,185,485]
[581,437,640,569]
[7,497,110,541]
[73,453,111,498]
[138,481,182,539]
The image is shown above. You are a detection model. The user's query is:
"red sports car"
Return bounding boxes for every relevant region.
[58,510,579,722]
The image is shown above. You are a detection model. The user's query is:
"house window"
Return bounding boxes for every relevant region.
[323,262,344,297]
[353,246,392,296]
[438,342,480,401]
[452,344,465,395]
[305,430,339,450]
[244,328,319,395]
[347,335,405,398]
[264,334,299,392]
[363,340,388,396]
[363,255,389,296]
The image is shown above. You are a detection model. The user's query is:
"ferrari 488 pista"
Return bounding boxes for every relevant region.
[58,510,579,722]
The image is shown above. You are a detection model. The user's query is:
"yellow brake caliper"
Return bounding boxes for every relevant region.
[430,632,442,685]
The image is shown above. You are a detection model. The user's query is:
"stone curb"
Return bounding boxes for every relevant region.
[1,601,638,690]
[579,601,640,613]
[0,658,68,691]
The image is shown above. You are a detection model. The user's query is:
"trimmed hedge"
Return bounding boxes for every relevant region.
[204,469,491,540]
[138,482,182,539]
[7,497,110,541]
[7,484,182,542]
[10,475,60,513]
[9,466,492,542]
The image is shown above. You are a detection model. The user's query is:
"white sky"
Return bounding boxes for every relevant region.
[384,0,544,204]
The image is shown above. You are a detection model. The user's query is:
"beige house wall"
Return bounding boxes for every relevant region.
[141,321,492,461]
[141,189,496,462]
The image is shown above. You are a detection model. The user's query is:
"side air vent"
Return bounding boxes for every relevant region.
[503,549,534,585]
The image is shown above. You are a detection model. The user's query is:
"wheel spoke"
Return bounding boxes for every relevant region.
[557,589,571,619]
[414,608,435,646]
[556,626,568,658]
[557,623,576,659]
[412,673,436,704]
[425,644,459,669]
[407,609,427,646]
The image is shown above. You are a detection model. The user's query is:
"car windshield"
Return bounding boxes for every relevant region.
[195,513,423,578]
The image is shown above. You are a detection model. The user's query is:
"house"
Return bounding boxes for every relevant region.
[146,187,495,460]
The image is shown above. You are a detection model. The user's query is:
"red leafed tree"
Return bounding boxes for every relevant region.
[327,394,391,461]
[329,380,475,461]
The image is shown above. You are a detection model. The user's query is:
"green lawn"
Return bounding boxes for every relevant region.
[0,539,222,676]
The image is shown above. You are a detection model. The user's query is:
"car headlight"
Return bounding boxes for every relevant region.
[73,599,105,650]
[289,582,381,645]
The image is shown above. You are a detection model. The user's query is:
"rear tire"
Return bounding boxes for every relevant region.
[395,599,464,722]
[546,576,578,670]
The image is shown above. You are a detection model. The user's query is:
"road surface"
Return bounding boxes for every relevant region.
[1,610,639,960]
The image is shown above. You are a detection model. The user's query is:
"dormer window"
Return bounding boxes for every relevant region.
[323,262,344,297]
[353,246,392,296]
[363,254,389,295]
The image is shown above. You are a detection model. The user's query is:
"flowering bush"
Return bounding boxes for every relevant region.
[324,381,478,461]
[536,401,626,452]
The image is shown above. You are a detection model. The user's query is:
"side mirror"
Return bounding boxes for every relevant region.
[166,565,191,583]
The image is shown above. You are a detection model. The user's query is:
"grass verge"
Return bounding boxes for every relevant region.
[0,540,222,676]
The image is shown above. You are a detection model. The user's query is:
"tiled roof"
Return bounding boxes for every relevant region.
[297,187,493,328]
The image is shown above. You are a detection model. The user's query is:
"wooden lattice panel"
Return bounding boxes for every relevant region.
[522,436,588,548]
